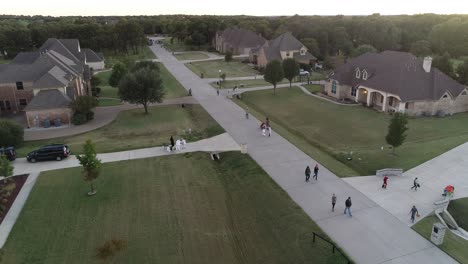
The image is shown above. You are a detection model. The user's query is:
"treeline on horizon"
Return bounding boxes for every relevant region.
[1,14,468,66]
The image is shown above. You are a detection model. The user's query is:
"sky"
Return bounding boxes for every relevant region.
[3,0,468,16]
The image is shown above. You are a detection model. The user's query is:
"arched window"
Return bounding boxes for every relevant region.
[355,68,361,79]
[331,81,337,94]
[362,70,368,80]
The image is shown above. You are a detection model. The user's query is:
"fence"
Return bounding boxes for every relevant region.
[312,232,352,264]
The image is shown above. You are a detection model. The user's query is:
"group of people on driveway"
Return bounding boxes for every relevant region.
[380,175,422,223]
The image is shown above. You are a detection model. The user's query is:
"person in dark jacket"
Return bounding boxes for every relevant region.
[332,193,337,212]
[344,197,352,217]
[409,205,419,223]
[170,136,175,151]
[313,164,319,180]
[305,166,311,182]
[411,177,420,191]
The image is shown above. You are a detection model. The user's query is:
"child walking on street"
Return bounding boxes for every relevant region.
[382,176,388,189]
[332,193,337,212]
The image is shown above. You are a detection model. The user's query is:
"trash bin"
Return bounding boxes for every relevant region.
[43,119,50,128]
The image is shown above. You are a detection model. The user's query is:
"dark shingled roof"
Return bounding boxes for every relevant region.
[268,32,304,51]
[293,51,317,62]
[24,89,71,111]
[331,51,466,102]
[83,48,103,63]
[219,28,266,51]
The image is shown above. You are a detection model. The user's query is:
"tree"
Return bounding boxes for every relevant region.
[433,53,454,78]
[0,155,13,179]
[69,96,98,115]
[225,50,233,62]
[118,62,165,114]
[0,119,23,147]
[457,59,468,85]
[282,58,299,88]
[352,44,377,57]
[264,60,284,95]
[76,140,101,196]
[385,113,409,154]
[90,76,101,96]
[109,62,127,87]
[190,31,206,49]
[410,40,432,57]
[220,73,226,82]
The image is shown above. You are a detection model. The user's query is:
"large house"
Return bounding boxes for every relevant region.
[0,38,104,127]
[213,27,266,55]
[250,32,317,68]
[325,51,468,116]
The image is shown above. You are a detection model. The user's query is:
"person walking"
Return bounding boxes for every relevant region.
[409,205,419,223]
[332,193,337,212]
[411,177,420,191]
[313,164,319,180]
[344,197,352,217]
[170,136,175,151]
[266,117,270,127]
[217,89,220,96]
[382,176,388,189]
[268,126,272,137]
[305,166,311,182]
[245,108,249,119]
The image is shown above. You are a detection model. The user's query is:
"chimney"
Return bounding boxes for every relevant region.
[423,56,432,73]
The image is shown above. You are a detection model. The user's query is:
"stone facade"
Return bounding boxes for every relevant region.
[0,82,34,113]
[25,108,72,128]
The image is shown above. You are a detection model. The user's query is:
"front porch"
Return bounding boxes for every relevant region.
[356,87,405,113]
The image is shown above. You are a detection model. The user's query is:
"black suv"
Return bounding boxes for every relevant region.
[0,147,16,161]
[27,144,70,163]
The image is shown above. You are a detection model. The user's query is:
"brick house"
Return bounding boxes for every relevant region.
[213,27,266,55]
[325,51,468,116]
[0,38,104,127]
[250,32,317,68]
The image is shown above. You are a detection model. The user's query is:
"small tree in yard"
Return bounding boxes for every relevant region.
[0,155,14,215]
[282,58,299,88]
[118,61,165,114]
[0,119,23,147]
[264,60,284,95]
[0,155,13,181]
[76,140,101,196]
[109,62,127,87]
[385,113,409,154]
[69,96,98,124]
[225,51,233,62]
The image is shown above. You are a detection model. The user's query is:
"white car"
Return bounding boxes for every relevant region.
[299,69,310,76]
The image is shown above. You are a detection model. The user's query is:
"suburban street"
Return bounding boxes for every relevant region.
[149,38,457,264]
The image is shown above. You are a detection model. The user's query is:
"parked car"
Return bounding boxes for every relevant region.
[0,147,16,161]
[27,144,70,163]
[299,69,310,76]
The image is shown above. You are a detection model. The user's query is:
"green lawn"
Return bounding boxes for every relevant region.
[303,84,323,93]
[210,78,290,89]
[94,62,186,99]
[104,46,156,68]
[413,214,468,264]
[0,57,9,64]
[186,59,259,78]
[1,152,349,264]
[162,37,211,52]
[448,197,468,230]
[174,52,209,61]
[239,87,468,176]
[17,104,223,157]
[98,98,122,107]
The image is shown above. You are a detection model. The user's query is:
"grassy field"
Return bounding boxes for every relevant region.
[413,214,468,264]
[174,52,209,61]
[97,98,122,106]
[17,104,223,157]
[95,62,186,99]
[104,46,156,68]
[1,152,349,264]
[186,59,259,78]
[0,57,9,64]
[239,87,468,176]
[162,37,211,52]
[303,84,323,93]
[210,78,290,89]
[448,197,468,230]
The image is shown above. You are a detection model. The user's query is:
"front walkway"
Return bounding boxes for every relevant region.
[149,38,456,264]
[344,142,468,226]
[24,96,197,141]
[13,133,239,175]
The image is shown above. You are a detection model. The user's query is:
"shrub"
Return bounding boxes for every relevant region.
[225,51,233,62]
[69,96,98,114]
[96,238,127,261]
[72,113,87,125]
[0,119,24,147]
[86,111,95,121]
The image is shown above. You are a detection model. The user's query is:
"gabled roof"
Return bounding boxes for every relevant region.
[331,51,466,102]
[219,27,266,50]
[293,51,317,62]
[24,89,72,111]
[83,48,104,63]
[268,32,304,52]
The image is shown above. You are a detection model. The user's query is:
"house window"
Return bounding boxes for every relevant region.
[5,100,11,110]
[300,49,306,55]
[405,102,414,109]
[286,52,290,57]
[362,70,368,80]
[355,69,361,79]
[331,81,337,94]
[351,86,357,96]
[0,101,4,111]
[443,94,448,98]
[380,95,384,104]
[16,81,24,90]
[19,99,27,106]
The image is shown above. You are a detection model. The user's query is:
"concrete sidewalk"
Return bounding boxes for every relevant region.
[345,142,468,226]
[149,38,457,264]
[13,133,240,175]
